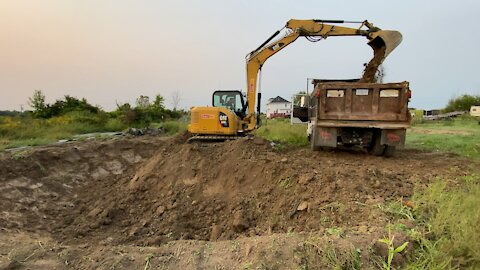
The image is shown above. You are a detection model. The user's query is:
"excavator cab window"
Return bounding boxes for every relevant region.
[212,90,246,118]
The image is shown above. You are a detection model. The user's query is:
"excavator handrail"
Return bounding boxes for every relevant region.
[243,19,402,131]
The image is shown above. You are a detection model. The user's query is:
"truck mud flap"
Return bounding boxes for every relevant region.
[380,129,406,147]
[312,127,338,148]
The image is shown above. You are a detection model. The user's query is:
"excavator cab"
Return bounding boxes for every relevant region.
[188,90,246,139]
[212,90,246,118]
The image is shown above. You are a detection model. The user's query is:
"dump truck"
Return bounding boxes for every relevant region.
[293,79,411,157]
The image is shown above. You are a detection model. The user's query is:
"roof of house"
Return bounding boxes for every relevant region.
[267,96,290,104]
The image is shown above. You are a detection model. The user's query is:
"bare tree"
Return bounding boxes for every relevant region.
[171,90,182,111]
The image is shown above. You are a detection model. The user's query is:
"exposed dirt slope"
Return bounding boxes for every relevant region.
[0,135,476,269]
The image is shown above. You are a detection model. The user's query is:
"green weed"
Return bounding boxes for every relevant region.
[242,261,253,269]
[377,226,409,270]
[325,227,344,238]
[277,177,293,189]
[378,201,415,221]
[144,254,154,270]
[230,240,239,252]
[301,236,362,270]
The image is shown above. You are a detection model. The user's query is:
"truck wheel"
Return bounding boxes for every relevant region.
[310,138,321,151]
[383,145,396,157]
[310,128,321,151]
[368,135,385,156]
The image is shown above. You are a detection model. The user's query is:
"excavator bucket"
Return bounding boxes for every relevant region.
[361,30,403,82]
[368,30,403,58]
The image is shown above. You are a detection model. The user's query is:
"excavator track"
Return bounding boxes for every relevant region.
[187,134,251,143]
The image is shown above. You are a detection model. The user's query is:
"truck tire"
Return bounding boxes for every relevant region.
[383,145,396,157]
[368,134,385,156]
[311,139,321,151]
[310,127,321,151]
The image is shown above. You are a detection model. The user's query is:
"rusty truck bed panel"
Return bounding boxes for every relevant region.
[316,120,410,129]
[312,82,410,122]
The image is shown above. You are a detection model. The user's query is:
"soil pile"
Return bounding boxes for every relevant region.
[1,136,463,246]
[0,135,476,269]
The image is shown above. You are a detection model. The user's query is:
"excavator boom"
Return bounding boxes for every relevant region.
[244,19,402,131]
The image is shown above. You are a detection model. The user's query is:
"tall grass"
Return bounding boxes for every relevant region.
[0,114,113,150]
[151,120,188,135]
[406,175,480,269]
[254,118,308,146]
[0,113,186,150]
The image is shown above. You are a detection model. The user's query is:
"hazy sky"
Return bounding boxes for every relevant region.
[1,0,479,111]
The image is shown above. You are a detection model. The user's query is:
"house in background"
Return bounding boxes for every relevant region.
[471,105,480,117]
[266,96,291,119]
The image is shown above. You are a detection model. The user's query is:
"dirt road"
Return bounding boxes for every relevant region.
[0,135,477,269]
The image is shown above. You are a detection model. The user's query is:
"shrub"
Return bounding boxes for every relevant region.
[444,94,480,112]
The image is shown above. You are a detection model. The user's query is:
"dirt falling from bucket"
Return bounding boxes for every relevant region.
[360,46,386,83]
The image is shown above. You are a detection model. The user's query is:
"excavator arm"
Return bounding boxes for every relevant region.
[244,19,402,131]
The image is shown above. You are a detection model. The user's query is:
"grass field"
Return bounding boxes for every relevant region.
[254,116,480,159]
[254,118,308,146]
[406,116,480,159]
[2,113,478,159]
[0,114,187,151]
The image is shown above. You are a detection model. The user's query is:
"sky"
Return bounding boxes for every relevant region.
[1,0,479,111]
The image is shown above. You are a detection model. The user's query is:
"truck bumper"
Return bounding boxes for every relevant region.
[310,123,407,149]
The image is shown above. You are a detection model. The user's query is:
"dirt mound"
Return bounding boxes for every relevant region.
[0,136,477,269]
[0,137,163,235]
[7,137,464,246]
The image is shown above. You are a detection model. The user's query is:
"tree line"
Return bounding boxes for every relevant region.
[22,90,185,126]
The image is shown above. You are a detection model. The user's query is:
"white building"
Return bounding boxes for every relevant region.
[266,96,291,119]
[471,106,480,117]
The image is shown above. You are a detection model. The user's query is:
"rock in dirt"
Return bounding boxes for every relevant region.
[252,137,267,145]
[210,224,221,241]
[127,127,165,136]
[298,174,315,185]
[231,211,249,233]
[155,205,166,216]
[297,201,309,211]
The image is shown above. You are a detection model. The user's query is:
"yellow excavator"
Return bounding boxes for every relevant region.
[187,19,402,141]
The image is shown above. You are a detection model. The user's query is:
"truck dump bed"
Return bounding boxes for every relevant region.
[311,81,410,123]
[305,80,411,155]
